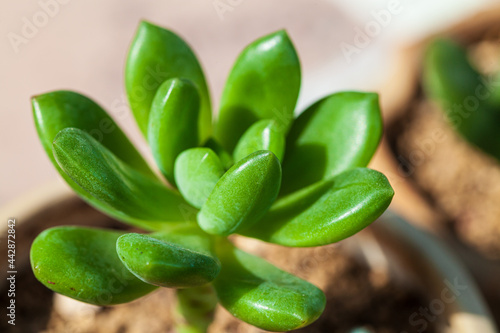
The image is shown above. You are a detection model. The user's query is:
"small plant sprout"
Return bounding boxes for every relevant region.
[30,21,394,332]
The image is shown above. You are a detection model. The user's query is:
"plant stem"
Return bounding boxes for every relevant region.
[174,285,218,333]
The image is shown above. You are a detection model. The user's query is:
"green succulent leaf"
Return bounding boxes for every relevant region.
[198,151,281,236]
[175,148,225,209]
[30,226,157,305]
[32,91,157,220]
[423,38,484,109]
[242,168,394,247]
[423,38,500,159]
[213,240,325,332]
[233,119,286,162]
[280,92,383,195]
[53,128,194,230]
[116,226,220,288]
[32,91,154,177]
[126,21,211,141]
[215,30,300,152]
[148,78,200,185]
[203,138,234,170]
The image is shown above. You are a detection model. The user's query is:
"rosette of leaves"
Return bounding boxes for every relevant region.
[30,21,393,332]
[423,38,500,159]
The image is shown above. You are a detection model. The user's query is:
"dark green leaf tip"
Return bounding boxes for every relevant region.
[126,21,211,141]
[215,29,300,152]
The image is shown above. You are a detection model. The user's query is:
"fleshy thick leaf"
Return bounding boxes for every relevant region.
[215,30,300,152]
[423,38,500,159]
[242,168,394,247]
[30,226,157,305]
[53,128,194,230]
[233,119,285,162]
[32,91,154,177]
[32,91,156,221]
[213,240,325,332]
[280,92,383,195]
[126,21,211,141]
[198,151,281,236]
[175,148,225,209]
[117,226,220,288]
[148,78,200,185]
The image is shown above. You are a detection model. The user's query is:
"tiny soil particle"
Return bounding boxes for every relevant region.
[48,281,55,285]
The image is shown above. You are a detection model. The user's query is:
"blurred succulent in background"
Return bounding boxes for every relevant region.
[424,38,500,159]
[30,21,393,332]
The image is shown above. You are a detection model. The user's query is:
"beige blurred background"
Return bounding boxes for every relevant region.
[0,0,495,207]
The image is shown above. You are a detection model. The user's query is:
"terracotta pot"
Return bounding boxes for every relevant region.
[0,182,496,332]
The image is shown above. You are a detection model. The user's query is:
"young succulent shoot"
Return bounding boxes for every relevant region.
[423,38,500,160]
[30,21,394,332]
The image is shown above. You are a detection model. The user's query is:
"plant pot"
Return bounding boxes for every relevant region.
[1,183,496,332]
[372,3,500,327]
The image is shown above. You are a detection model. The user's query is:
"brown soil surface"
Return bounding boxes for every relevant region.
[3,237,432,333]
[385,14,500,260]
[383,13,500,326]
[388,99,500,327]
[211,240,432,333]
[389,100,500,259]
[1,194,433,333]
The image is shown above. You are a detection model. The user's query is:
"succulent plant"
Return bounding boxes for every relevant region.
[423,38,500,159]
[30,21,393,332]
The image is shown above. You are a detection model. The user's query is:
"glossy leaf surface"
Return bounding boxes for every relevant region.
[117,226,220,288]
[32,91,156,221]
[148,78,200,185]
[31,226,156,305]
[242,168,394,247]
[175,148,225,209]
[198,151,281,236]
[126,21,211,141]
[233,119,285,162]
[280,92,383,195]
[215,30,300,152]
[32,91,153,177]
[213,240,325,331]
[53,128,193,230]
